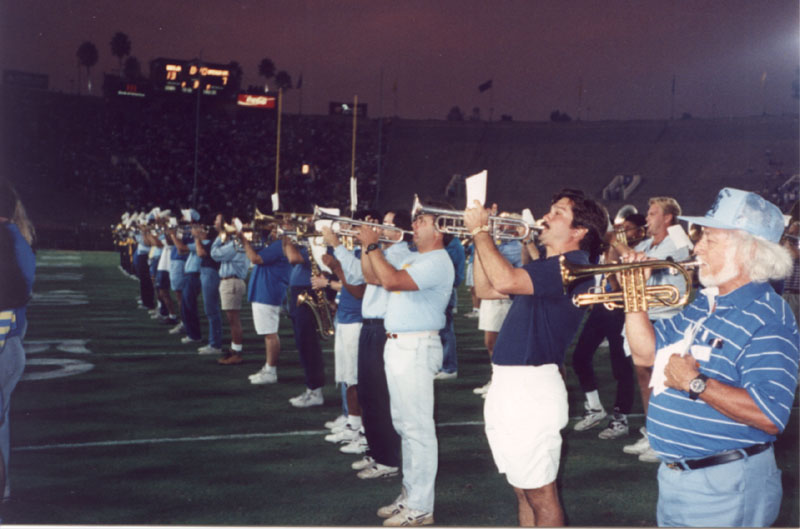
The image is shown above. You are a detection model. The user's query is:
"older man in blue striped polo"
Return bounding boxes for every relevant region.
[624,188,798,527]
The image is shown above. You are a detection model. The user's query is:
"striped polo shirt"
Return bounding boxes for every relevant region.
[648,282,799,461]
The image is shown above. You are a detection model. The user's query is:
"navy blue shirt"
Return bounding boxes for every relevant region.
[492,250,591,366]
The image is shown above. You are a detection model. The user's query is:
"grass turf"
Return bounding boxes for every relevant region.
[3,249,798,526]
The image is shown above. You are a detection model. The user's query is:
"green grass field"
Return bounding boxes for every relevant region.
[3,250,798,526]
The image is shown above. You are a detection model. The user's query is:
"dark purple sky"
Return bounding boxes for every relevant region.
[2,0,798,121]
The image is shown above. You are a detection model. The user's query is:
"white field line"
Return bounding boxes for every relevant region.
[12,417,650,453]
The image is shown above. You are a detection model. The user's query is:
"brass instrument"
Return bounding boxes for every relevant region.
[297,241,336,340]
[311,206,411,244]
[411,195,538,241]
[560,256,701,312]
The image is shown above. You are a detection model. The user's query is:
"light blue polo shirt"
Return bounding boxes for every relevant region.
[210,236,249,280]
[634,233,690,320]
[384,248,454,333]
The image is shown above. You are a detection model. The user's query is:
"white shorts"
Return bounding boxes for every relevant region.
[478,298,512,332]
[251,302,280,335]
[334,321,362,385]
[484,364,568,490]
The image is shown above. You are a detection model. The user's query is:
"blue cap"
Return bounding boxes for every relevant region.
[679,188,784,243]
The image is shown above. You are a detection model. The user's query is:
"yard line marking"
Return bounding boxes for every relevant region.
[13,415,663,452]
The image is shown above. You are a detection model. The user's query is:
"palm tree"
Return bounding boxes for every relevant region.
[258,58,275,91]
[275,70,292,91]
[123,56,141,80]
[110,32,131,75]
[76,41,99,94]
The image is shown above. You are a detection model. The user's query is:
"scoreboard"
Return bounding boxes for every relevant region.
[150,58,232,96]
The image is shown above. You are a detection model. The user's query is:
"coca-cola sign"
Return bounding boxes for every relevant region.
[237,94,276,108]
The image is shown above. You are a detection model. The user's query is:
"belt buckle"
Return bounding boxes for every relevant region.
[666,462,684,471]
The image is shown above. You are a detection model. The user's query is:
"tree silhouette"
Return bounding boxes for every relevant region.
[110,32,131,75]
[123,56,141,80]
[446,106,464,121]
[76,41,99,93]
[275,70,292,91]
[258,58,275,90]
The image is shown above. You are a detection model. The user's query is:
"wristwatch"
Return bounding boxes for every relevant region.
[688,373,709,400]
[365,243,380,254]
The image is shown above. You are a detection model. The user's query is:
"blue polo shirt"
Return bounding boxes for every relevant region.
[4,223,35,339]
[210,237,248,280]
[648,282,799,461]
[492,251,591,366]
[289,246,312,287]
[248,240,291,306]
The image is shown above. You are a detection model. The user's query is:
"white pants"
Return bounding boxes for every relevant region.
[384,333,442,513]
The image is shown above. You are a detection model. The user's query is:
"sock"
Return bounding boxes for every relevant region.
[347,415,362,430]
[586,390,603,410]
[231,343,242,352]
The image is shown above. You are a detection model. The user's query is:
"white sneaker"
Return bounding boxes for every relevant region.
[464,310,480,319]
[197,345,223,355]
[325,425,361,444]
[598,414,629,440]
[473,381,491,395]
[168,322,185,335]
[325,414,348,430]
[357,463,399,479]
[638,446,660,463]
[249,364,270,380]
[383,508,434,527]
[433,371,457,380]
[623,427,650,455]
[351,456,375,471]
[340,433,368,454]
[377,489,407,518]
[289,388,324,408]
[250,368,277,385]
[181,336,201,344]
[573,401,607,431]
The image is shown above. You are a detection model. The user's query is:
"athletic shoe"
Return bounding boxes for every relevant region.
[289,388,324,408]
[150,311,163,320]
[623,427,650,455]
[249,364,270,379]
[217,352,243,365]
[181,336,201,344]
[383,508,434,527]
[197,345,223,355]
[473,381,491,395]
[464,309,480,319]
[377,489,407,518]
[351,456,375,471]
[340,433,368,454]
[433,371,457,380]
[638,446,660,463]
[325,414,348,430]
[168,322,185,335]
[325,425,360,444]
[250,369,278,385]
[162,317,179,325]
[598,414,629,440]
[357,463,399,479]
[573,401,607,431]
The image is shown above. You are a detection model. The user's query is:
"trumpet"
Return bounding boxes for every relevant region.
[412,195,538,241]
[312,206,411,243]
[560,257,701,312]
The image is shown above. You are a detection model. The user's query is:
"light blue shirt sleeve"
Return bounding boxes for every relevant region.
[333,245,365,285]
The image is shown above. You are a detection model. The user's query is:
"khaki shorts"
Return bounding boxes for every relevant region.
[478,298,512,332]
[484,364,568,490]
[219,278,246,311]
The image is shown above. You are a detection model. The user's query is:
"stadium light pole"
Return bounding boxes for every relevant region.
[192,75,201,209]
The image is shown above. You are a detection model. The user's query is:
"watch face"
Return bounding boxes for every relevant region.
[690,377,706,394]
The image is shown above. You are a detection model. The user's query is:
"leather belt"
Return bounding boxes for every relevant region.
[220,276,241,280]
[666,442,772,471]
[386,331,438,339]
[362,318,384,325]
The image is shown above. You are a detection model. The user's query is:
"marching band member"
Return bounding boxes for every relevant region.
[133,213,155,311]
[242,219,291,384]
[623,188,798,527]
[210,214,250,366]
[360,203,454,527]
[465,189,607,527]
[192,222,223,356]
[171,209,203,345]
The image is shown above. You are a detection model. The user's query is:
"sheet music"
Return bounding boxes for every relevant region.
[465,170,487,207]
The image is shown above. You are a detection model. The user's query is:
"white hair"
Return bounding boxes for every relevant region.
[732,230,793,283]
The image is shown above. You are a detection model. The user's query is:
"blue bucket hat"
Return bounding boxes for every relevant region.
[678,188,784,243]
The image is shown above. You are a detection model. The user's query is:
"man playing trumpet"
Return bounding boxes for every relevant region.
[464,189,607,526]
[623,188,798,527]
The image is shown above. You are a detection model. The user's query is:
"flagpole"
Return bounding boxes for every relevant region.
[670,74,675,120]
[351,95,358,216]
[275,88,282,202]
